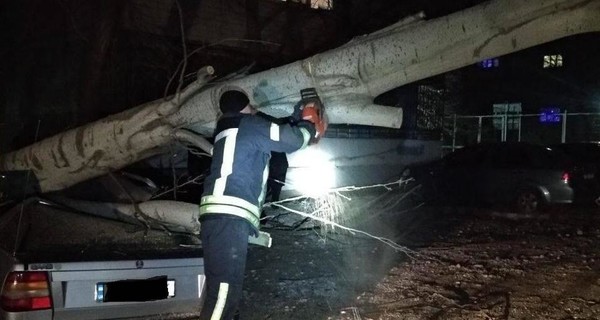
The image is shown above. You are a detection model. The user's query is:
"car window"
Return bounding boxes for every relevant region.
[487,144,570,170]
[528,146,571,169]
[488,145,531,169]
[443,146,487,167]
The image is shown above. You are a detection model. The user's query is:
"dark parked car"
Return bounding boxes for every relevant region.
[402,142,598,213]
[548,143,600,203]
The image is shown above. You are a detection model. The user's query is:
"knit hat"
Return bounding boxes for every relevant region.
[219,90,249,113]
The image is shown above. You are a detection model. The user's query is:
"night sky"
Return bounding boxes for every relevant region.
[1,0,598,151]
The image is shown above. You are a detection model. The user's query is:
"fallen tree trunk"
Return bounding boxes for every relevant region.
[1,0,599,194]
[48,198,202,233]
[38,196,272,246]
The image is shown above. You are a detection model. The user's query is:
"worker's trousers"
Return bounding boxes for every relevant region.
[199,216,252,320]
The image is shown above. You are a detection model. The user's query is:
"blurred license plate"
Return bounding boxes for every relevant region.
[584,173,595,180]
[95,277,175,302]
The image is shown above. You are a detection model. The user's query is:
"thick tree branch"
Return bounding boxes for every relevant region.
[1,0,599,192]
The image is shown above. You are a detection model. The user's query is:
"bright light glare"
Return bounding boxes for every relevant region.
[289,149,336,197]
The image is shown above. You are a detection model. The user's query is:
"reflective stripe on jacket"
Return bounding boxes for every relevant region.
[199,113,311,229]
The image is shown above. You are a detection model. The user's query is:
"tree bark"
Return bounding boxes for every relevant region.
[1,0,599,193]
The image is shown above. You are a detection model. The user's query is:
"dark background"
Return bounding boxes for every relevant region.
[1,0,599,152]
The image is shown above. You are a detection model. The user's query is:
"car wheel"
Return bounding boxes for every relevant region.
[515,189,543,214]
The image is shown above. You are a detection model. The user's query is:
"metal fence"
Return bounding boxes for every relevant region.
[443,112,600,152]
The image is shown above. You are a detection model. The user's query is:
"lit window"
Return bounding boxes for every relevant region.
[543,54,563,68]
[275,0,333,10]
[539,107,561,123]
[479,58,499,69]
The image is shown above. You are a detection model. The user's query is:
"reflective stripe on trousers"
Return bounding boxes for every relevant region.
[199,218,250,320]
[210,282,229,320]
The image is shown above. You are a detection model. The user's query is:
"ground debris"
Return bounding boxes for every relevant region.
[242,205,600,320]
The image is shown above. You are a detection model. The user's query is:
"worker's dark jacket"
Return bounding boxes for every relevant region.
[199,112,311,231]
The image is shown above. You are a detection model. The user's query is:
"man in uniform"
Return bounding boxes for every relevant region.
[199,89,324,320]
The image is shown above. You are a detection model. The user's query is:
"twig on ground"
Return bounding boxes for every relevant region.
[271,202,417,258]
[263,178,425,257]
[567,297,599,305]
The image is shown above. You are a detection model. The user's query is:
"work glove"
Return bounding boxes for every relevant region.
[296,120,317,140]
[291,101,304,123]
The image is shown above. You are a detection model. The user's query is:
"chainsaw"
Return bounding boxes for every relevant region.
[298,88,327,143]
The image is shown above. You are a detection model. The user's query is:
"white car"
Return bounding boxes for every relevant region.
[0,197,205,320]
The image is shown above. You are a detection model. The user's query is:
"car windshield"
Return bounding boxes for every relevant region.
[0,201,200,263]
[527,145,572,169]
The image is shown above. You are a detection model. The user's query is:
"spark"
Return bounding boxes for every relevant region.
[266,178,420,257]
